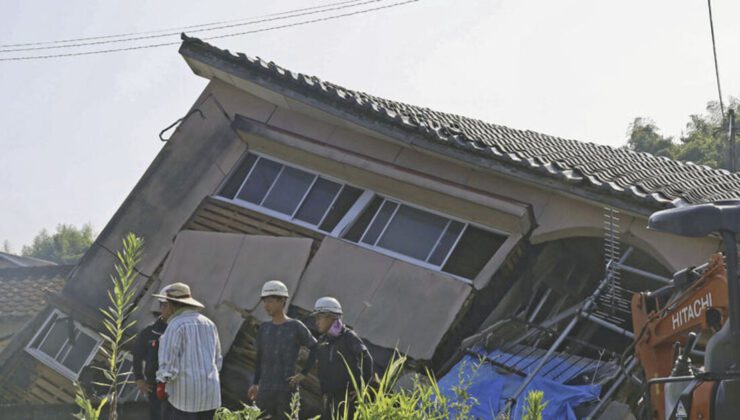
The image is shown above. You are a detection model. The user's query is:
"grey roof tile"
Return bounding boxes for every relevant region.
[179,34,740,207]
[0,266,72,318]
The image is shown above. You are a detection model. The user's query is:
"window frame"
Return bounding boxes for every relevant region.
[116,353,146,402]
[217,152,367,236]
[25,309,102,381]
[216,152,510,284]
[341,196,510,284]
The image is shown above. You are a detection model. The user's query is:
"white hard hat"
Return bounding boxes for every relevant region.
[313,296,343,315]
[261,280,289,298]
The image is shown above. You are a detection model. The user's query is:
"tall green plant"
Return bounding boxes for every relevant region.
[522,390,548,420]
[73,233,143,420]
[448,358,482,419]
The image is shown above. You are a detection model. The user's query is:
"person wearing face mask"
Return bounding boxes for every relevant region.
[308,297,373,420]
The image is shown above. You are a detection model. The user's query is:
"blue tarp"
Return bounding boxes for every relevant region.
[437,353,601,419]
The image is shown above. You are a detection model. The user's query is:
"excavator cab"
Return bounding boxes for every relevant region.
[645,201,740,419]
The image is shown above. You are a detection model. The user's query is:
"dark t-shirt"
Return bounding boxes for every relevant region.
[254,319,317,392]
[315,327,373,396]
[132,317,167,384]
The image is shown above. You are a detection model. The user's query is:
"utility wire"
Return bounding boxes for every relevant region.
[0,0,367,49]
[0,0,383,53]
[0,0,418,62]
[707,0,725,116]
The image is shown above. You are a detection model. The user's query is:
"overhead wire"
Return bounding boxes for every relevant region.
[0,0,367,49]
[0,0,381,53]
[0,0,419,62]
[706,0,725,116]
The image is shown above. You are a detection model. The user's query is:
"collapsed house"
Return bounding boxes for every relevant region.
[0,258,71,353]
[0,34,737,417]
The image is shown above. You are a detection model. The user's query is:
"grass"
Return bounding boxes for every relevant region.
[334,352,479,420]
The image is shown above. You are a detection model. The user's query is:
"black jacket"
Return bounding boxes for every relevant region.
[309,326,373,397]
[132,317,167,384]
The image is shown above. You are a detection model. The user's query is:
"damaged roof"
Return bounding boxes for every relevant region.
[0,252,56,268]
[0,265,72,318]
[179,34,740,209]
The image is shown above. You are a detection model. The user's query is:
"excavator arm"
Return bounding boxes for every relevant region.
[631,254,728,419]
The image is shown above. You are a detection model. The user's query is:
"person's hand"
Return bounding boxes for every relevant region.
[136,379,151,394]
[248,384,259,401]
[155,382,167,400]
[288,373,305,387]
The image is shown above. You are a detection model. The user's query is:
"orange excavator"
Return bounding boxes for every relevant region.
[630,202,740,419]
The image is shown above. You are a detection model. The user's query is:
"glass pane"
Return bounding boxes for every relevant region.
[294,178,342,225]
[319,185,364,232]
[218,154,257,199]
[428,221,465,265]
[377,205,449,260]
[117,358,137,398]
[55,330,78,363]
[62,331,97,374]
[38,318,69,358]
[118,357,134,375]
[361,201,398,245]
[30,313,58,349]
[343,196,382,242]
[236,158,282,204]
[443,226,507,279]
[262,166,316,215]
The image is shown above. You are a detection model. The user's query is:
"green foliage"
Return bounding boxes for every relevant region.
[22,223,95,264]
[72,387,107,420]
[626,98,740,171]
[626,117,675,157]
[331,352,480,420]
[448,357,482,419]
[286,389,304,420]
[214,404,262,420]
[522,390,548,420]
[73,233,143,420]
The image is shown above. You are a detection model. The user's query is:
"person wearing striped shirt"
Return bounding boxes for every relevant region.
[154,282,223,420]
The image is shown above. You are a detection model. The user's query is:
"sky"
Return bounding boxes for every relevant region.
[1,0,739,252]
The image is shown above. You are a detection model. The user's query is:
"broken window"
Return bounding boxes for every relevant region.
[344,197,507,280]
[26,310,101,380]
[218,153,364,233]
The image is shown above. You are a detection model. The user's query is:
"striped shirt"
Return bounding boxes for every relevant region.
[156,308,222,412]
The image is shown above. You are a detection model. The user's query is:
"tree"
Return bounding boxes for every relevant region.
[626,98,740,171]
[626,117,674,157]
[22,223,95,264]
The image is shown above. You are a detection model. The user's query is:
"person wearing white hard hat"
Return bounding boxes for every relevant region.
[132,286,170,420]
[248,280,317,419]
[153,282,223,420]
[308,297,373,420]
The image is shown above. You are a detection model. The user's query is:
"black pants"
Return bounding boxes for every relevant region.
[165,401,215,420]
[256,389,292,419]
[146,389,164,420]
